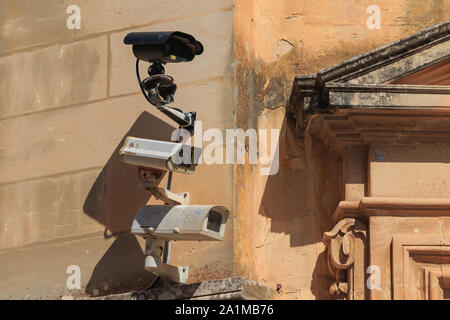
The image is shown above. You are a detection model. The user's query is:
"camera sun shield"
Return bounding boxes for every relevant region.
[124,31,204,63]
[119,136,201,174]
[132,205,230,241]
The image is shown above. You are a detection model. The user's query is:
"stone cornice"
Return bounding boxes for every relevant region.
[288,20,450,134]
[332,197,450,223]
[326,83,450,95]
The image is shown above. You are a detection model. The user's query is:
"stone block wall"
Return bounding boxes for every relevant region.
[0,0,234,299]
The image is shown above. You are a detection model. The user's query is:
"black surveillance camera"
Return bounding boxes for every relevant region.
[124,31,204,63]
[124,31,203,135]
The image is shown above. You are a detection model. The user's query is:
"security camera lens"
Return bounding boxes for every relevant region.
[167,35,198,61]
[207,210,222,233]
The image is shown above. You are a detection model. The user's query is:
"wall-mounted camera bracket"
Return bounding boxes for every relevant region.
[135,59,198,135]
[138,167,189,205]
[144,238,189,284]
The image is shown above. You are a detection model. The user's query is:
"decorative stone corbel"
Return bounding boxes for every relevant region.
[323,218,367,300]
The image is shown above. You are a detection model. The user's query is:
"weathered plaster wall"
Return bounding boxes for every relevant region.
[233,0,450,299]
[0,0,234,299]
[370,145,450,198]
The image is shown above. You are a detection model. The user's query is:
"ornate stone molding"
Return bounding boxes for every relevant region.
[323,218,367,300]
[330,197,450,224]
[287,21,450,134]
[392,234,450,299]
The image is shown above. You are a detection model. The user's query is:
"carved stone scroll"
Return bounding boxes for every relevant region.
[323,218,367,300]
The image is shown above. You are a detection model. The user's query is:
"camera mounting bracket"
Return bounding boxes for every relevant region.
[138,167,189,205]
[144,238,189,284]
[136,59,197,135]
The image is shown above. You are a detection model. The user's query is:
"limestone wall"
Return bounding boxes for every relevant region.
[0,0,234,299]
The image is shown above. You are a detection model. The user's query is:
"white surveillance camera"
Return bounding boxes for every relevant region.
[119,136,201,174]
[131,205,229,241]
[132,205,230,283]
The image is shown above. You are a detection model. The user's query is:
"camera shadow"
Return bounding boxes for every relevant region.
[83,111,175,296]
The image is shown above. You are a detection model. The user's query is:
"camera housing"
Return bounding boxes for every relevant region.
[132,205,230,283]
[124,31,204,63]
[119,137,201,174]
[132,205,229,241]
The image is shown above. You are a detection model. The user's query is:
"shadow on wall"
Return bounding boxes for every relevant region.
[258,116,340,246]
[258,115,339,298]
[310,249,333,299]
[83,111,175,296]
[85,233,151,296]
